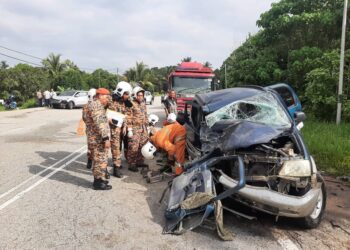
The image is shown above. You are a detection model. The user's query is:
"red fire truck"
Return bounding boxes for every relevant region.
[167,62,215,112]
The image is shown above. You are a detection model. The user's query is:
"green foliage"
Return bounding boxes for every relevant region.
[42,53,66,89]
[124,62,176,93]
[61,69,89,90]
[302,120,350,176]
[87,69,118,90]
[20,98,37,109]
[1,61,9,69]
[0,64,49,105]
[0,56,122,108]
[221,0,349,121]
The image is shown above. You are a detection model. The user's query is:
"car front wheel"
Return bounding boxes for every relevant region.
[67,101,74,110]
[299,176,327,229]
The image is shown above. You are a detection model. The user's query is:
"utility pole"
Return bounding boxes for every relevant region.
[336,0,348,125]
[98,70,101,88]
[225,64,227,89]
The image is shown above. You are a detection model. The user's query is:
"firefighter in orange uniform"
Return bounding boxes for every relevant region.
[150,113,186,175]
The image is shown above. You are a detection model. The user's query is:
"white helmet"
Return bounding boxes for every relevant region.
[148,114,159,126]
[141,141,157,159]
[167,113,177,123]
[132,86,145,97]
[114,81,132,97]
[88,88,96,98]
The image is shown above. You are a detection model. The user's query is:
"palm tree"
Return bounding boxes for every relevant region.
[124,68,136,82]
[135,61,148,82]
[42,53,66,89]
[64,59,79,70]
[1,61,9,69]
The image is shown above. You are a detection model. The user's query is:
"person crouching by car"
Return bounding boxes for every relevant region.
[150,113,186,175]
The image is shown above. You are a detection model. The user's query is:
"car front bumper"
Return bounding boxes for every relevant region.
[52,101,67,108]
[218,170,321,218]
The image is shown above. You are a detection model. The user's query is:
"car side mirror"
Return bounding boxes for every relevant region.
[294,111,306,123]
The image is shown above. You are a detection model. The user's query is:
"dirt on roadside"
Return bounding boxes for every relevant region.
[323,175,350,227]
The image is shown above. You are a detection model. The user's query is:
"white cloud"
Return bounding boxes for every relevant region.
[0,0,277,72]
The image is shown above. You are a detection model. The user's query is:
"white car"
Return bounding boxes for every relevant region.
[51,90,88,109]
[144,91,154,105]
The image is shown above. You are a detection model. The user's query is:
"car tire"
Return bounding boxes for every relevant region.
[67,101,74,110]
[299,175,327,229]
[150,100,153,105]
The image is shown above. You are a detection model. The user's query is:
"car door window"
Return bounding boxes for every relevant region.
[275,87,295,107]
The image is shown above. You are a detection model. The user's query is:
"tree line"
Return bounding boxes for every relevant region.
[219,0,350,121]
[0,53,213,106]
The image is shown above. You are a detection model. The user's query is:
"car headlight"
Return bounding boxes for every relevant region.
[279,159,311,177]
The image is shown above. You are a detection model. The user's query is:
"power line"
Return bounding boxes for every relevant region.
[0,52,42,67]
[0,44,121,71]
[0,45,43,60]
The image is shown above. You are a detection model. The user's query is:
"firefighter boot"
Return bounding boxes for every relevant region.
[113,164,123,178]
[93,178,112,190]
[128,164,138,172]
[86,159,92,169]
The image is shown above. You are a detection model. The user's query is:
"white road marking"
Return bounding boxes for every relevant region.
[74,160,87,165]
[0,148,87,211]
[0,145,86,200]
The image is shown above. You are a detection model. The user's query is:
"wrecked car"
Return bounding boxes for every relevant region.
[164,86,326,238]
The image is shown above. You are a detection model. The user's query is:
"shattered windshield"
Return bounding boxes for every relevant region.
[205,92,291,128]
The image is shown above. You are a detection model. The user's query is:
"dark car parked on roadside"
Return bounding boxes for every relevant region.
[164,86,326,236]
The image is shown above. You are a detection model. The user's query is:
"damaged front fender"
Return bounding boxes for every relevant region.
[164,154,245,237]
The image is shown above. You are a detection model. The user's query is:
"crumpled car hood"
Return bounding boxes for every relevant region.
[201,121,287,152]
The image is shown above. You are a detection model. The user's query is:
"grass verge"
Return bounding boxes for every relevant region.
[20,98,37,109]
[302,120,350,176]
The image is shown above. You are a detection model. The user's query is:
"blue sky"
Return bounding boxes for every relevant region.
[0,0,278,72]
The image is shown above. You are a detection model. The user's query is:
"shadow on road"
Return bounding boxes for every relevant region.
[27,150,92,189]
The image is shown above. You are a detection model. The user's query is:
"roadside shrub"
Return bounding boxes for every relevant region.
[20,98,37,109]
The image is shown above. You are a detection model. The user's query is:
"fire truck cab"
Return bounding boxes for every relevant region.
[167,62,215,112]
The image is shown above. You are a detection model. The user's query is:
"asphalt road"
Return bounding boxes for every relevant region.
[0,97,349,250]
